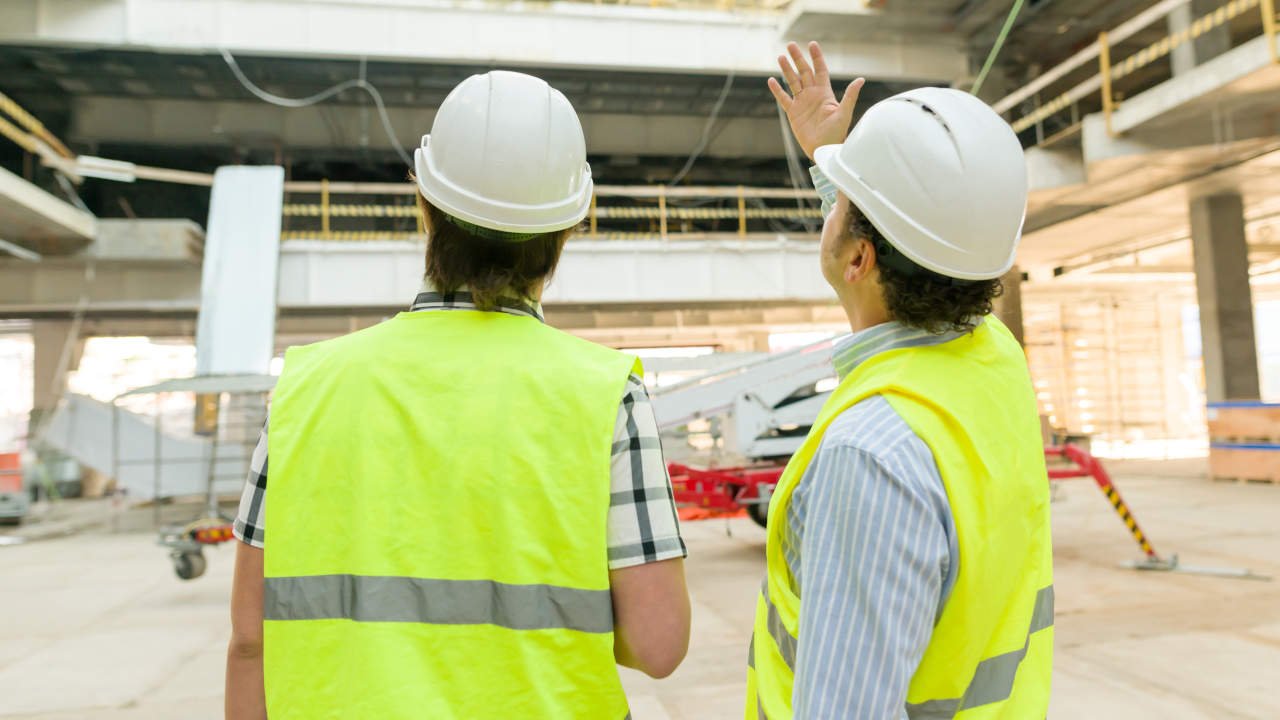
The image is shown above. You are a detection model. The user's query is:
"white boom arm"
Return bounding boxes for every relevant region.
[650,337,839,459]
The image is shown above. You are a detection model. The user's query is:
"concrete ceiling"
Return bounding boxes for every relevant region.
[1020,147,1280,275]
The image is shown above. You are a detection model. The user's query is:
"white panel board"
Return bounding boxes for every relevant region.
[195,166,284,375]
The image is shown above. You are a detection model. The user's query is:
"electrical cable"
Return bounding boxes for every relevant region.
[776,104,820,233]
[219,49,412,167]
[668,71,736,187]
[971,0,1027,97]
[52,172,91,214]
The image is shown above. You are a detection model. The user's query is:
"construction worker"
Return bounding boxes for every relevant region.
[746,43,1053,718]
[225,70,691,719]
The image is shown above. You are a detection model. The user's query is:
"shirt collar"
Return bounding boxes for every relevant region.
[409,283,544,323]
[832,320,976,380]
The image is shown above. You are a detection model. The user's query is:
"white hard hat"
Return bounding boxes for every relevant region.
[414,71,593,239]
[814,87,1028,281]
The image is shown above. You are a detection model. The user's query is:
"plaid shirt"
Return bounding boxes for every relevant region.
[234,289,687,570]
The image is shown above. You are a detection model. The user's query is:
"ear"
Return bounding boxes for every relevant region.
[843,237,878,284]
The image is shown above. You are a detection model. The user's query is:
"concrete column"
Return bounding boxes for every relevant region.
[1168,0,1232,76]
[746,331,773,353]
[994,267,1025,346]
[1190,193,1260,402]
[30,321,84,432]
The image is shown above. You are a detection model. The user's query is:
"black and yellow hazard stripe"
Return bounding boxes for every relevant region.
[1101,485,1157,558]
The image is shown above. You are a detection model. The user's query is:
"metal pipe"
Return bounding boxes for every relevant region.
[0,237,41,263]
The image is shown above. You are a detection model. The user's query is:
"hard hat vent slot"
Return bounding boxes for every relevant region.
[899,98,952,136]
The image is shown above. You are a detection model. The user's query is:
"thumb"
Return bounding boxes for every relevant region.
[839,78,866,114]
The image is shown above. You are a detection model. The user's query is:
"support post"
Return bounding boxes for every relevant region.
[994,266,1025,346]
[737,186,747,238]
[1098,31,1116,138]
[589,193,598,238]
[658,186,668,239]
[1169,0,1235,74]
[30,320,83,437]
[1190,193,1261,403]
[1264,0,1280,64]
[320,178,331,239]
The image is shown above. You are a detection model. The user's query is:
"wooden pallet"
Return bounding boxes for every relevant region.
[1207,402,1280,445]
[1209,444,1280,484]
[1212,476,1280,485]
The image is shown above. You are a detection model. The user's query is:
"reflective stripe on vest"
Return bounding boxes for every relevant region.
[745,317,1054,720]
[761,581,797,670]
[906,585,1054,719]
[263,311,640,719]
[265,575,614,633]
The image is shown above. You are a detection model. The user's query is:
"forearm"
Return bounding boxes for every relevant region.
[227,541,267,719]
[225,644,267,720]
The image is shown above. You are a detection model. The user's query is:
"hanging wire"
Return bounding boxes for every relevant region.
[777,104,820,233]
[971,0,1027,97]
[219,49,412,167]
[667,71,737,187]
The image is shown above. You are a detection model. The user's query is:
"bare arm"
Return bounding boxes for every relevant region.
[226,541,267,720]
[610,557,691,678]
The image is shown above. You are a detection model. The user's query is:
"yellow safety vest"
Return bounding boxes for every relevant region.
[263,309,640,719]
[746,317,1054,719]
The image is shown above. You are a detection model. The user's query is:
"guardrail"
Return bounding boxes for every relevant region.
[281,180,822,242]
[998,0,1279,142]
[0,91,73,161]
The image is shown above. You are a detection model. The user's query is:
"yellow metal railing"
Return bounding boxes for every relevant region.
[281,184,822,242]
[0,90,74,159]
[1009,0,1278,136]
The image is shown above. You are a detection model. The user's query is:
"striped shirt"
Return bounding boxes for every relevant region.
[233,288,687,571]
[786,167,962,718]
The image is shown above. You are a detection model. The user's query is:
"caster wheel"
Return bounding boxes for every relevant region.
[173,551,207,580]
[747,502,769,529]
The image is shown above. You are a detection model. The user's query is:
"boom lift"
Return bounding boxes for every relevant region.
[649,338,1263,579]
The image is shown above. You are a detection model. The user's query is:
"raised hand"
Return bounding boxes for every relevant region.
[767,42,865,162]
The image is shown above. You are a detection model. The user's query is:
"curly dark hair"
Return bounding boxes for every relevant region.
[846,203,1003,335]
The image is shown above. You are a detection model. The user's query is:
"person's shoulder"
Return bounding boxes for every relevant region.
[820,394,926,463]
[537,324,641,376]
[811,395,948,506]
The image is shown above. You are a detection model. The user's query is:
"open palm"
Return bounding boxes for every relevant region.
[768,42,865,162]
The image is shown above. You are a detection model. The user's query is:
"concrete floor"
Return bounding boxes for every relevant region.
[1,462,1279,719]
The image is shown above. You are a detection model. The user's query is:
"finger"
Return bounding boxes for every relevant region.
[810,41,830,83]
[787,42,815,88]
[777,54,801,94]
[839,77,866,114]
[767,77,794,111]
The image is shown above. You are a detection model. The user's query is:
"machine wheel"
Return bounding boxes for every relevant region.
[746,502,769,529]
[172,551,207,580]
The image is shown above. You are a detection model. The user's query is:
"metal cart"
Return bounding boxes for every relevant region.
[111,374,274,580]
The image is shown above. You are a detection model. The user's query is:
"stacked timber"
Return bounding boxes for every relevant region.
[1207,402,1280,483]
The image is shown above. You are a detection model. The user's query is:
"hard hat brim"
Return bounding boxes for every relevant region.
[414,139,594,236]
[814,143,1018,281]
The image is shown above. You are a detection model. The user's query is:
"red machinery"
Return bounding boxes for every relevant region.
[670,445,1178,570]
[158,518,237,580]
[668,461,785,527]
